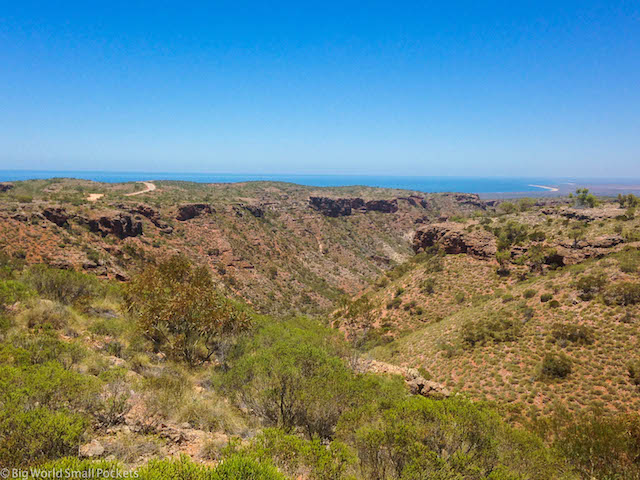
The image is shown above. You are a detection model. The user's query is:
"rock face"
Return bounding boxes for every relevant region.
[176,203,213,221]
[243,204,264,218]
[551,235,626,265]
[448,193,486,209]
[365,199,399,213]
[309,197,402,217]
[128,204,173,233]
[413,223,497,259]
[0,183,13,192]
[309,197,363,217]
[42,207,71,227]
[89,214,143,239]
[399,195,429,209]
[544,206,625,221]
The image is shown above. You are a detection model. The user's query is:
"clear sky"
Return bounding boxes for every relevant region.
[1,1,638,176]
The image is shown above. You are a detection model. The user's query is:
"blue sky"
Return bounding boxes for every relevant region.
[1,1,639,176]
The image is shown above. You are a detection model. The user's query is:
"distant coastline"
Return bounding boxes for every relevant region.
[1,170,640,197]
[528,184,560,192]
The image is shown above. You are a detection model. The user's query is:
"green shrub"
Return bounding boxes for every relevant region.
[540,352,572,379]
[628,360,640,387]
[548,408,640,480]
[23,265,100,305]
[38,454,285,480]
[576,273,606,300]
[124,255,250,366]
[386,297,402,309]
[550,323,594,346]
[603,282,640,306]
[540,293,553,303]
[220,318,404,440]
[618,250,640,273]
[523,289,536,299]
[573,188,597,208]
[461,310,521,348]
[420,277,436,294]
[0,359,99,465]
[22,300,72,329]
[0,407,87,466]
[0,279,32,308]
[238,428,355,480]
[339,396,564,480]
[9,330,86,368]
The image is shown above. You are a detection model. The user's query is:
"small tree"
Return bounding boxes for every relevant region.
[124,255,249,366]
[569,223,587,247]
[574,188,597,208]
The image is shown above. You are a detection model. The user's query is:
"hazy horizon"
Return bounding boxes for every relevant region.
[2,2,639,177]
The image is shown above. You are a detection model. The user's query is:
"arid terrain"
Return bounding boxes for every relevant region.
[1,178,639,478]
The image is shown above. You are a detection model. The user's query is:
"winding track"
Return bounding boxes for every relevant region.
[124,181,157,197]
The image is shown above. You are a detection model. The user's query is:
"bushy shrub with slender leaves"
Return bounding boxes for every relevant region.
[23,265,100,305]
[124,255,250,366]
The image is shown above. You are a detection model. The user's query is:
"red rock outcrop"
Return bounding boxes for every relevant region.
[309,197,403,216]
[176,204,213,221]
[127,204,173,233]
[412,222,497,259]
[42,207,72,227]
[88,214,143,239]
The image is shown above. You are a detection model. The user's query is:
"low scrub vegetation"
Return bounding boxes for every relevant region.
[461,310,521,348]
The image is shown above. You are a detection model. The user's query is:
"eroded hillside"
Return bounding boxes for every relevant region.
[0,178,487,315]
[334,197,640,417]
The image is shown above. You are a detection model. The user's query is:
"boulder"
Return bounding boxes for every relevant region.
[176,204,213,221]
[79,439,104,458]
[0,183,13,192]
[413,223,497,259]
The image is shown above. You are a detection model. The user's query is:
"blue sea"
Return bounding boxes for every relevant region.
[1,170,638,196]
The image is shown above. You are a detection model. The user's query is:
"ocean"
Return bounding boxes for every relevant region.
[1,170,638,196]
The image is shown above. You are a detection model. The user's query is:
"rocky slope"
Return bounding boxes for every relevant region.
[0,179,488,315]
[333,199,640,417]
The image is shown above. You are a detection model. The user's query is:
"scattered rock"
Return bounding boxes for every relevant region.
[413,222,497,259]
[176,204,213,221]
[357,359,451,399]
